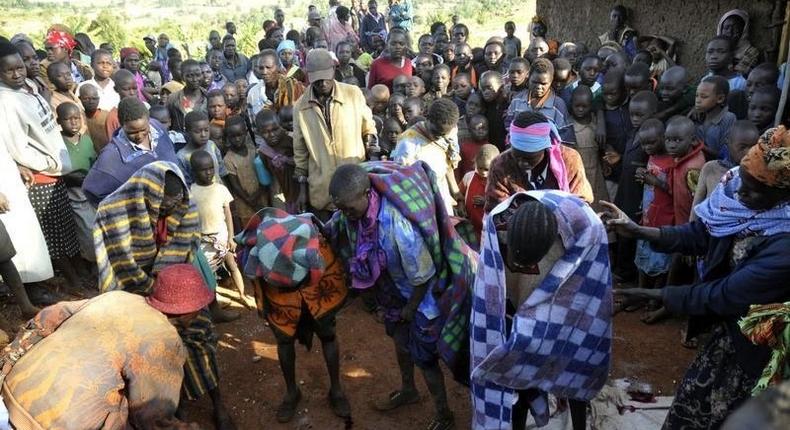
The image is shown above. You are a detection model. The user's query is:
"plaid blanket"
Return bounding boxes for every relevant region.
[94,161,201,295]
[470,191,612,429]
[326,161,478,381]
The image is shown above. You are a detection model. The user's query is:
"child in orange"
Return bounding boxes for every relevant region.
[460,144,500,240]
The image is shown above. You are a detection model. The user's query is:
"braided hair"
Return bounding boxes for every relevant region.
[507,199,558,267]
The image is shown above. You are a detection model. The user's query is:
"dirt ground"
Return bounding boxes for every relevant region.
[0,282,698,430]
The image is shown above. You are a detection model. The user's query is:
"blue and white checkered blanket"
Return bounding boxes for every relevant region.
[470,191,613,429]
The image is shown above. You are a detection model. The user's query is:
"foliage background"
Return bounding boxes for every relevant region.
[0,0,535,59]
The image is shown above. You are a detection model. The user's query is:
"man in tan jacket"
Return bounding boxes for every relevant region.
[293,48,377,219]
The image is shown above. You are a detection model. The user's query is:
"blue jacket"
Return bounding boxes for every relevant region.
[83,120,179,205]
[656,220,790,377]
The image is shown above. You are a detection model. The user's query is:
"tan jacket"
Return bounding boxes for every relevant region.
[293,81,376,210]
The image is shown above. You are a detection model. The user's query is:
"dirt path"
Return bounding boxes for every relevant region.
[180,288,698,429]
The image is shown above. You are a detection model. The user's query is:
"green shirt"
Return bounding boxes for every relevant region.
[64,133,96,172]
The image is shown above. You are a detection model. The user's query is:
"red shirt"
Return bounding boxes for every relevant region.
[461,171,487,240]
[641,154,674,227]
[457,139,487,182]
[670,143,706,225]
[367,56,413,91]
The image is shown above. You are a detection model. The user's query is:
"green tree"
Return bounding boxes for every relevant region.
[88,10,128,47]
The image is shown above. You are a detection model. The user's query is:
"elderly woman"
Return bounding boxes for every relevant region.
[602,126,790,429]
[83,97,178,204]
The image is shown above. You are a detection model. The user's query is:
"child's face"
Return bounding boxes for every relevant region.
[694,82,723,113]
[639,128,664,156]
[279,109,293,132]
[748,93,777,129]
[705,39,732,73]
[432,69,450,91]
[187,119,210,147]
[664,122,694,158]
[225,124,247,150]
[466,94,483,117]
[475,155,495,177]
[116,79,139,99]
[407,78,424,97]
[383,123,402,145]
[235,79,249,96]
[279,49,294,68]
[529,71,552,99]
[183,64,202,89]
[415,55,434,76]
[419,37,435,55]
[337,44,353,64]
[92,54,114,80]
[508,63,529,87]
[442,46,455,64]
[404,102,422,121]
[209,52,224,71]
[208,96,227,121]
[452,77,472,99]
[571,92,593,119]
[559,46,578,67]
[624,74,649,98]
[223,87,240,109]
[728,128,758,164]
[628,100,653,128]
[58,109,82,136]
[393,76,410,96]
[387,95,405,117]
[479,77,502,103]
[505,24,515,36]
[746,69,776,100]
[209,125,223,145]
[602,81,625,108]
[258,120,284,146]
[454,45,471,66]
[50,64,73,91]
[658,73,685,103]
[200,64,212,87]
[192,156,215,186]
[553,68,571,92]
[485,44,503,68]
[79,88,100,113]
[469,118,489,141]
[580,59,601,85]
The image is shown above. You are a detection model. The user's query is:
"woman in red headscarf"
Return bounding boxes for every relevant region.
[40,26,93,90]
[120,47,154,103]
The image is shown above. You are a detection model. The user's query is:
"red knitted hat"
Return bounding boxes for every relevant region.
[147,264,214,315]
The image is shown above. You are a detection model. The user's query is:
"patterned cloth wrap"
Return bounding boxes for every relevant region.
[326,160,478,382]
[470,191,612,429]
[235,207,325,289]
[94,161,203,295]
[739,302,790,394]
[694,167,790,238]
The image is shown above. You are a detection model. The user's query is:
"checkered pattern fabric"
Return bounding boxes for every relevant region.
[470,191,612,429]
[237,207,324,289]
[325,161,478,381]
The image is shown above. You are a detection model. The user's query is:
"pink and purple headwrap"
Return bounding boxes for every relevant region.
[509,120,570,192]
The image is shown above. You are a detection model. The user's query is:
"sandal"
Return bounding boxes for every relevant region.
[276,389,302,423]
[373,390,420,411]
[426,412,455,430]
[328,391,352,418]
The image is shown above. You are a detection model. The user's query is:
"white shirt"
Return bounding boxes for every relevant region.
[77,79,120,111]
[190,182,234,235]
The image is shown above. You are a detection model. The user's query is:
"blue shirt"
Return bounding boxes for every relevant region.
[378,198,440,320]
[176,140,228,185]
[696,106,737,161]
[505,91,569,131]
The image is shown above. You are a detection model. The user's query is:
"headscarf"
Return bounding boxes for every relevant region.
[276,39,296,55]
[120,47,140,61]
[44,29,77,51]
[741,126,790,189]
[694,168,790,237]
[508,121,570,192]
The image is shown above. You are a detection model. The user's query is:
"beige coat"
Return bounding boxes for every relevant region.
[293,81,376,210]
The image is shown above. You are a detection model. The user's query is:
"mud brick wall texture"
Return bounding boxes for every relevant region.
[536,0,781,79]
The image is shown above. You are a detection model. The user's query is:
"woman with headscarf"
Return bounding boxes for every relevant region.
[718,9,761,76]
[40,26,93,90]
[120,47,154,104]
[602,126,790,429]
[277,39,306,83]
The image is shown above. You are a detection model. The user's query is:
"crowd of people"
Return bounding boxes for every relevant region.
[0,1,789,429]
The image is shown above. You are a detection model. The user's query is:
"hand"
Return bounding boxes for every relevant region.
[18,165,34,187]
[642,172,659,187]
[614,288,663,301]
[602,150,621,166]
[595,121,607,146]
[228,239,237,253]
[688,108,704,123]
[634,167,647,183]
[0,192,9,213]
[400,303,417,322]
[472,195,485,207]
[296,189,308,213]
[598,200,640,238]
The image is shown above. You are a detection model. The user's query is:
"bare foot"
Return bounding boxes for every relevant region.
[640,307,669,325]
